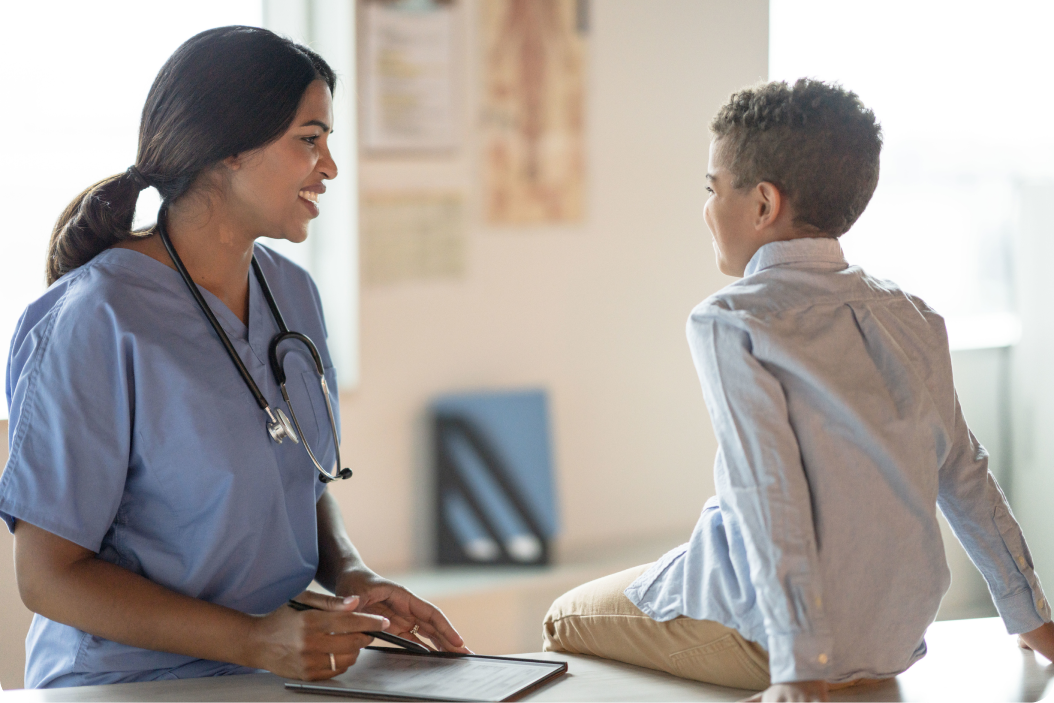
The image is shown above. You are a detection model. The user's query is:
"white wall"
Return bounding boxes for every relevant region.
[1010,180,1054,594]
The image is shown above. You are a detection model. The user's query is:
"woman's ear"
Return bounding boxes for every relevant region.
[222,154,242,171]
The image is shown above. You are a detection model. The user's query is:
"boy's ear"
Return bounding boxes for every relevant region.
[753,181,783,230]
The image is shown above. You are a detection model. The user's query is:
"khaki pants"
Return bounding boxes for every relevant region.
[543,564,770,691]
[543,564,881,691]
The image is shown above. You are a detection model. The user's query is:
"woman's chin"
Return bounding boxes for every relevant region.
[264,227,310,245]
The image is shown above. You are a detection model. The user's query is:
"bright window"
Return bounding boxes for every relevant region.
[0,1,263,419]
[770,0,1054,350]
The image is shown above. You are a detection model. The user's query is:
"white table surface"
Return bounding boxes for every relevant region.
[4,618,1053,702]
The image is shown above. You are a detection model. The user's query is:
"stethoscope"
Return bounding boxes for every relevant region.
[157,209,352,483]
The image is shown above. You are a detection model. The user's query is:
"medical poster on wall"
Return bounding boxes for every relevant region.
[480,0,587,225]
[361,0,458,152]
[361,192,466,285]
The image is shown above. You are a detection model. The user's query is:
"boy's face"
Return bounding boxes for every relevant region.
[704,139,769,277]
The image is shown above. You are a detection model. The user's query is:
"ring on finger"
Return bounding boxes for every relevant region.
[329,652,336,671]
[409,624,420,637]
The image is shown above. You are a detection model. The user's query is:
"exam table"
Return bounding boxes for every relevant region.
[3,618,1052,701]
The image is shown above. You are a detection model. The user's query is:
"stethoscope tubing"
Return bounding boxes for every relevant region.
[158,212,270,413]
[156,209,349,483]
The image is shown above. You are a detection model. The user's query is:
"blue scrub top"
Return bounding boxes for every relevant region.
[0,245,337,688]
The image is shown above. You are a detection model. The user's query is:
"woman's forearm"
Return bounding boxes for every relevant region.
[14,520,260,668]
[315,491,370,592]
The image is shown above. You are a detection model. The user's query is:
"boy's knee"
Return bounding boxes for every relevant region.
[541,564,654,652]
[542,586,578,652]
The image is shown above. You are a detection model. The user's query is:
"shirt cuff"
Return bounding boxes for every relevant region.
[994,588,1050,635]
[767,632,834,684]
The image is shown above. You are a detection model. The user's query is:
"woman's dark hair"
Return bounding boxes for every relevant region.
[710,78,883,237]
[46,26,336,285]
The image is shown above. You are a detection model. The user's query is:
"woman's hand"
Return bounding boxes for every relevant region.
[334,569,471,654]
[247,593,391,680]
[742,681,829,702]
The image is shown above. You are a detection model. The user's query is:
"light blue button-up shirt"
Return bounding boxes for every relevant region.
[625,238,1050,684]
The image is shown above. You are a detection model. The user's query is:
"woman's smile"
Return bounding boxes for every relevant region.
[298,187,322,217]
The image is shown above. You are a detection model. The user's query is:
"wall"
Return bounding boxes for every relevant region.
[329,0,769,574]
[1010,180,1054,594]
[937,348,1008,621]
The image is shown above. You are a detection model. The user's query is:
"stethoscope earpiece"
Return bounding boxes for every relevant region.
[318,468,353,484]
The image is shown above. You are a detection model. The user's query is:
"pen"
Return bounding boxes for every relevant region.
[286,599,432,654]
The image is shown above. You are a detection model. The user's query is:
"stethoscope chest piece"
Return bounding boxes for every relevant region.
[267,407,300,445]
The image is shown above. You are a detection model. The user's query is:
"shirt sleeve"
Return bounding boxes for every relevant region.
[937,392,1050,634]
[0,286,132,552]
[687,311,832,683]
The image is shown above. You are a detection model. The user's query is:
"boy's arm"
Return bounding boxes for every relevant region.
[936,391,1051,639]
[688,313,830,684]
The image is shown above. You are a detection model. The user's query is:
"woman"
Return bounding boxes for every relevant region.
[0,26,467,688]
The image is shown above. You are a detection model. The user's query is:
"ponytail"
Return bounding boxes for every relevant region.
[42,25,335,286]
[46,168,150,285]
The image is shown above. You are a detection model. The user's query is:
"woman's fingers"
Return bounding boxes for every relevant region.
[405,596,469,652]
[256,601,382,681]
[301,649,363,681]
[410,619,472,654]
[315,630,374,655]
[305,608,389,637]
[295,589,359,611]
[338,579,470,654]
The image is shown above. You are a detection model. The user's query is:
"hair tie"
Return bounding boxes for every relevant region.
[126,165,151,191]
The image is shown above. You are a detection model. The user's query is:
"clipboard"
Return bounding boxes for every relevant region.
[285,647,567,702]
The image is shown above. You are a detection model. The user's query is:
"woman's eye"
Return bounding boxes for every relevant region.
[303,135,320,145]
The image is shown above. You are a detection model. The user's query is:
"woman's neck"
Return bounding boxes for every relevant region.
[116,197,256,326]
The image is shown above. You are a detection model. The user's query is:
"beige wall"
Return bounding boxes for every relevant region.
[333,0,768,573]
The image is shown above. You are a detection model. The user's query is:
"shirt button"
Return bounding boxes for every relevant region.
[815,597,822,608]
[1039,598,1047,610]
[818,654,828,665]
[1018,556,1028,569]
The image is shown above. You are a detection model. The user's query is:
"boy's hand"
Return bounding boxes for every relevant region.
[742,681,829,702]
[1018,621,1054,662]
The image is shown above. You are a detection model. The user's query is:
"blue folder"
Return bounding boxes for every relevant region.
[432,389,558,565]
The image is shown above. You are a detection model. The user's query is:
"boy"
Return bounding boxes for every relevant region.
[543,79,1054,701]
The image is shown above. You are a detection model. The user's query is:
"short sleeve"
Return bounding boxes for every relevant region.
[0,283,133,552]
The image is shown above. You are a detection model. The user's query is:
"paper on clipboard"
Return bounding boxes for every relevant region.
[285,648,566,702]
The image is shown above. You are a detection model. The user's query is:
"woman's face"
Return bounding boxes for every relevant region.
[224,79,337,243]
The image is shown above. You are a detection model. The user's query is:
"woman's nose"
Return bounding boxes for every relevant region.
[319,147,338,181]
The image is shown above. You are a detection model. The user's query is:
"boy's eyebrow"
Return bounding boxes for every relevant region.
[705,173,714,181]
[300,119,331,132]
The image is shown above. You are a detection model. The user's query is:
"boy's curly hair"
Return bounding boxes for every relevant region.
[710,79,882,237]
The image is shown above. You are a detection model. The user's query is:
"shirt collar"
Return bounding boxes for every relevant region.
[743,237,847,277]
